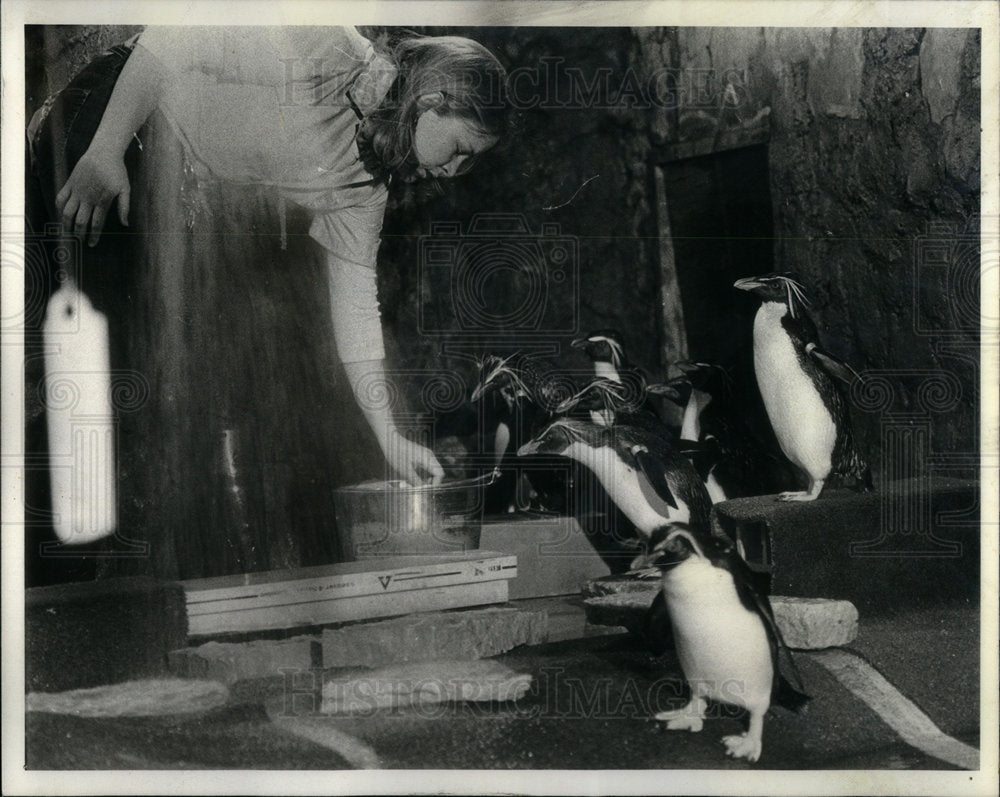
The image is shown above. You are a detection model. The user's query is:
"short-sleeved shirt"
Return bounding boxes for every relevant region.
[138,26,396,361]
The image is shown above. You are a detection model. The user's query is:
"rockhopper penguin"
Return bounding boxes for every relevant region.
[572,329,657,419]
[648,362,799,502]
[517,417,713,537]
[518,417,714,656]
[471,353,574,513]
[635,521,809,762]
[734,273,872,501]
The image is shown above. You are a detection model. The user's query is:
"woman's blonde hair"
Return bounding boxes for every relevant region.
[357,35,510,181]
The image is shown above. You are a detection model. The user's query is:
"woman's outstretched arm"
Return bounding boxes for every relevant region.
[55,43,165,246]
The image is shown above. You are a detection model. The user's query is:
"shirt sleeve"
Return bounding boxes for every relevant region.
[313,197,388,364]
[137,27,284,86]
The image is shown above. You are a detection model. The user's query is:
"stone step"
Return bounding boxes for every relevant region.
[321,606,548,669]
[711,477,979,613]
[168,636,320,684]
[582,577,859,649]
[321,660,533,714]
[26,576,188,692]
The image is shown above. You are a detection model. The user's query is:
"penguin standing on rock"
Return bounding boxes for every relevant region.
[635,521,809,763]
[734,273,872,501]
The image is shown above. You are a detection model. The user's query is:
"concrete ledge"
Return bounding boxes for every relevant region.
[322,607,548,668]
[583,581,858,649]
[26,577,188,692]
[321,660,533,714]
[168,636,320,684]
[479,514,612,599]
[712,477,980,612]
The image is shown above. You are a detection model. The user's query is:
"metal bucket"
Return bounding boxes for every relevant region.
[333,471,497,561]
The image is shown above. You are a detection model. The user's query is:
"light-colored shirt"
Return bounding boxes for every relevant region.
[138,26,397,362]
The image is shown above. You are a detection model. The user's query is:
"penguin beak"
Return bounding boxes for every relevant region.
[470,383,486,402]
[570,336,589,349]
[516,439,539,457]
[734,277,763,292]
[647,376,687,405]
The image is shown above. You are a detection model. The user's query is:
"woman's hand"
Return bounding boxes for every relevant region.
[55,145,131,247]
[381,428,445,486]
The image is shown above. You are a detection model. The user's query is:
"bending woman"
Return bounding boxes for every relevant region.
[27,27,510,579]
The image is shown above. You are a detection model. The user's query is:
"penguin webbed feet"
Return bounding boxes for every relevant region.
[721,731,762,763]
[654,696,706,732]
[777,478,824,502]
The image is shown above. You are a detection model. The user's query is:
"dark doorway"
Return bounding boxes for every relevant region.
[657,143,776,441]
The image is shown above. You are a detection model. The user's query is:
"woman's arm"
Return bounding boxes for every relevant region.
[55,43,165,246]
[342,359,445,486]
[326,250,444,486]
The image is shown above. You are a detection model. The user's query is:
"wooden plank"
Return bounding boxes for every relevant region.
[187,579,511,637]
[183,552,517,611]
[183,550,512,594]
[479,516,610,600]
[654,165,689,370]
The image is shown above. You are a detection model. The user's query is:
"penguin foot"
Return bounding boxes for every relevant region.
[722,732,762,762]
[653,710,704,732]
[778,478,825,502]
[777,490,818,502]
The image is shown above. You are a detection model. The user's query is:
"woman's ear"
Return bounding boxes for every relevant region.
[415,91,447,112]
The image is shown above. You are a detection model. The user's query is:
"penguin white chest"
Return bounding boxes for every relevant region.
[752,303,837,480]
[663,559,773,710]
[566,442,688,535]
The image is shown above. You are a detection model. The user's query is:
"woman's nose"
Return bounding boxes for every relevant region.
[442,155,468,177]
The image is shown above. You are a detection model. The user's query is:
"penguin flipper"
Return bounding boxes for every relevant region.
[642,590,674,656]
[676,439,721,482]
[631,446,678,509]
[806,344,863,386]
[724,550,810,703]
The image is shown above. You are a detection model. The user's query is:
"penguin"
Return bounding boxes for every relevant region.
[516,417,713,538]
[648,362,799,502]
[519,417,713,656]
[635,521,809,762]
[471,353,574,513]
[572,329,629,382]
[555,377,656,428]
[572,329,657,418]
[734,273,872,501]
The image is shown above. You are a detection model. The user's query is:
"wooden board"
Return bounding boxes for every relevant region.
[182,551,517,637]
[479,515,611,600]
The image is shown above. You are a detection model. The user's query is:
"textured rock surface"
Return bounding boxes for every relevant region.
[25,679,229,717]
[770,597,858,648]
[168,637,319,684]
[321,608,548,668]
[321,659,533,714]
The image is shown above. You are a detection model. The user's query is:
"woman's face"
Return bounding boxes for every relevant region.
[412,108,498,179]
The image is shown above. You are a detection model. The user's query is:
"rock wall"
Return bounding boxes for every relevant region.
[635,26,982,482]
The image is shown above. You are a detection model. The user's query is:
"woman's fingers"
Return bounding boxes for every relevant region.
[55,183,71,218]
[117,185,130,227]
[88,205,107,247]
[60,195,80,235]
[424,454,445,486]
[74,203,93,238]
